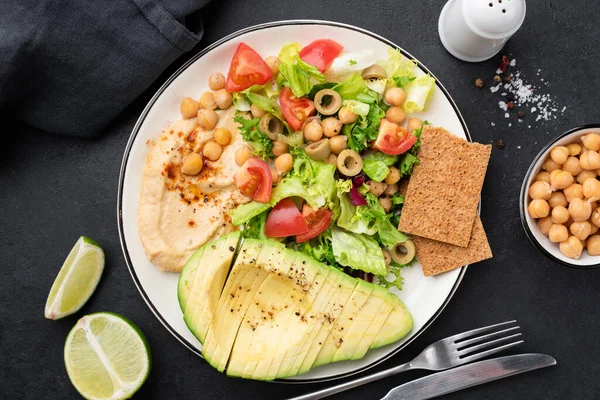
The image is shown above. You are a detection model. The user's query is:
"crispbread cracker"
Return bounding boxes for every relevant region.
[414,216,492,276]
[398,126,491,247]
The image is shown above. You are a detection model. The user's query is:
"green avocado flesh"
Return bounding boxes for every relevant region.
[178,234,413,380]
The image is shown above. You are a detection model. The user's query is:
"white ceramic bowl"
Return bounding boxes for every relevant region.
[520,124,600,268]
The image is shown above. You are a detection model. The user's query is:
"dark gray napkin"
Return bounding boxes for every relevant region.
[0,0,211,137]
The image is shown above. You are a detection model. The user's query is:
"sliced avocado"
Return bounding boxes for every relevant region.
[226,243,293,378]
[371,292,413,349]
[177,247,205,313]
[182,232,241,343]
[313,279,374,367]
[348,285,394,360]
[201,239,270,372]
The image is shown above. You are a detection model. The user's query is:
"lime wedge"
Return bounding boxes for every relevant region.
[45,236,105,320]
[64,312,151,400]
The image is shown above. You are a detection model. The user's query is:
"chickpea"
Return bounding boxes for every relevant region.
[250,104,267,118]
[535,171,551,184]
[591,210,600,227]
[538,216,553,235]
[590,222,600,235]
[338,107,359,124]
[180,97,200,119]
[548,191,568,208]
[551,206,570,224]
[199,91,216,110]
[270,168,280,184]
[385,106,406,125]
[235,146,253,167]
[181,153,203,175]
[265,56,280,76]
[275,153,293,174]
[329,135,348,155]
[322,117,343,137]
[581,133,600,151]
[582,178,600,201]
[528,181,552,200]
[384,183,399,197]
[368,181,388,197]
[563,183,584,202]
[580,150,600,170]
[559,236,584,259]
[568,198,592,222]
[586,235,600,255]
[542,158,561,173]
[208,72,226,90]
[577,169,597,184]
[562,156,582,176]
[384,87,406,106]
[550,170,574,191]
[268,140,288,157]
[197,109,219,130]
[550,146,569,164]
[549,224,569,243]
[203,141,222,161]
[379,197,392,213]
[304,119,323,142]
[213,89,233,109]
[407,118,423,133]
[324,153,337,165]
[567,143,582,156]
[213,128,231,146]
[570,221,592,241]
[385,166,401,185]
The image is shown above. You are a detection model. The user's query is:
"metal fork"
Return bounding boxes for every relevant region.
[288,320,523,400]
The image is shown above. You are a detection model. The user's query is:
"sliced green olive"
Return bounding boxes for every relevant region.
[259,113,283,140]
[336,149,363,176]
[314,89,342,116]
[305,139,331,161]
[390,240,415,265]
[361,64,387,80]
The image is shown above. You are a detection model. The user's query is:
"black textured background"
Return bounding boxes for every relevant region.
[2,0,600,399]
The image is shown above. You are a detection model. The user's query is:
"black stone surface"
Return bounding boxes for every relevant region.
[2,0,600,399]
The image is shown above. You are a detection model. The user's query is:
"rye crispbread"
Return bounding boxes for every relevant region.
[398,126,491,247]
[414,216,492,276]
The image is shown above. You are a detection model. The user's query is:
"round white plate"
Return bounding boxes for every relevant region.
[118,20,470,383]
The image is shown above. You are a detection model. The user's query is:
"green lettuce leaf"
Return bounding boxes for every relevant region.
[391,193,405,206]
[336,183,386,235]
[362,152,399,182]
[403,75,436,114]
[342,100,369,116]
[380,47,416,78]
[297,229,337,266]
[246,92,283,120]
[390,75,416,88]
[398,153,419,177]
[333,73,369,100]
[377,219,409,249]
[240,211,268,239]
[234,115,273,159]
[331,226,387,276]
[343,102,385,152]
[232,93,251,111]
[278,43,327,97]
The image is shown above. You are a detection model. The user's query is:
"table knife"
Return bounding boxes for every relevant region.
[382,353,556,400]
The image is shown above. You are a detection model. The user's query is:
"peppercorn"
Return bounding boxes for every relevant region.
[493,75,502,83]
[496,140,505,149]
[506,101,515,110]
[475,78,484,88]
[506,93,515,101]
[502,74,512,83]
[518,111,525,119]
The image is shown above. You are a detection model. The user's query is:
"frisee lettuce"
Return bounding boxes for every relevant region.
[234,115,273,159]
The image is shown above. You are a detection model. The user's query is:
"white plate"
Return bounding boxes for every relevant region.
[118,20,470,383]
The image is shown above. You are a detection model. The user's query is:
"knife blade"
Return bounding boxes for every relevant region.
[382,353,556,400]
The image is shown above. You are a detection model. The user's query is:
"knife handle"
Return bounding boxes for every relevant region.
[288,362,413,400]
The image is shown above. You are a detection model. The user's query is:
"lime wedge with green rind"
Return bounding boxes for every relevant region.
[64,312,151,400]
[45,236,105,320]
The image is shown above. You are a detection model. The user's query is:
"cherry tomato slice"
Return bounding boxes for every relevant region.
[296,205,333,243]
[279,87,316,131]
[374,118,418,155]
[265,198,309,237]
[233,158,272,203]
[225,43,273,92]
[299,39,344,72]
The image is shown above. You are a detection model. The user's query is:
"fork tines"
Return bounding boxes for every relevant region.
[452,320,523,362]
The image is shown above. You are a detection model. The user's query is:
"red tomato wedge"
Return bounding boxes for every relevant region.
[265,198,309,238]
[279,87,316,131]
[299,39,344,72]
[374,118,418,155]
[296,205,333,243]
[225,43,273,92]
[233,158,272,203]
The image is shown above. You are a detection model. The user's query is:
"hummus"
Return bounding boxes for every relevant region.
[138,108,250,272]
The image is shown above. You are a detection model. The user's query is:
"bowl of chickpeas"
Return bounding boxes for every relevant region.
[521,125,600,267]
